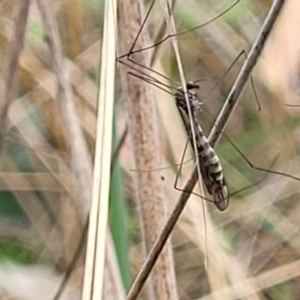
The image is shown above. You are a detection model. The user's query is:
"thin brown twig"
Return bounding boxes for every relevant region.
[126,0,286,299]
[208,0,285,147]
[0,0,30,156]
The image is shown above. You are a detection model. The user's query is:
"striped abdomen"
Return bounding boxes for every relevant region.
[175,82,229,211]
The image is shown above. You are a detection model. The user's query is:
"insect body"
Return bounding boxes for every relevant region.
[175,82,229,211]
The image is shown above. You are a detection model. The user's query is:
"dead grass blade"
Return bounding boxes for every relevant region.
[81,0,121,299]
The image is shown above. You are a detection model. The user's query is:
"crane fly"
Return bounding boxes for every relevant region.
[117,0,300,210]
[175,82,229,211]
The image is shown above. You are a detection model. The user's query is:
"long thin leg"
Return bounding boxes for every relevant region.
[118,0,241,59]
[172,138,216,204]
[117,0,241,86]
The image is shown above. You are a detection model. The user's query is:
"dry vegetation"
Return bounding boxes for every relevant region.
[1,0,300,299]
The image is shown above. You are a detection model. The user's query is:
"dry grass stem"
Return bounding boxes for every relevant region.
[118,0,178,299]
[82,0,118,298]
